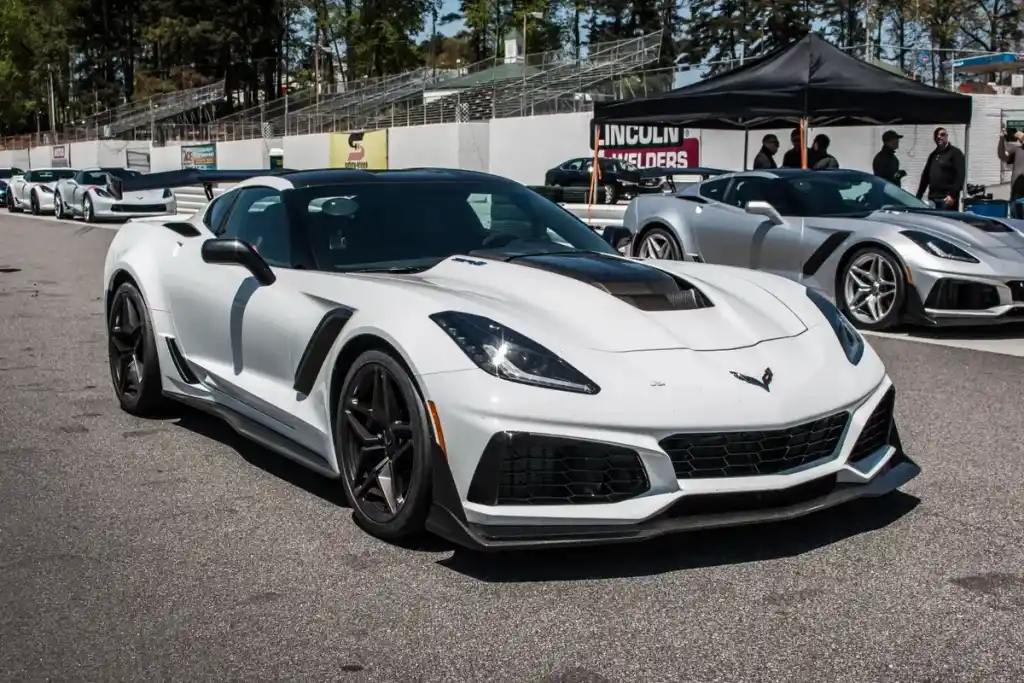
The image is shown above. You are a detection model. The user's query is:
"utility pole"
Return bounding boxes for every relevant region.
[47,66,57,134]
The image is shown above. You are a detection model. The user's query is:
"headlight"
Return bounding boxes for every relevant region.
[38,186,53,193]
[430,311,600,394]
[805,288,864,365]
[901,230,978,263]
[163,188,173,198]
[95,188,113,198]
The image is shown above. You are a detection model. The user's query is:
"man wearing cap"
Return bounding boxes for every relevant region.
[752,133,779,169]
[873,130,907,186]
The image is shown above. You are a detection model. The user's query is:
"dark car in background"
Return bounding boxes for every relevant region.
[0,167,25,205]
[543,157,641,204]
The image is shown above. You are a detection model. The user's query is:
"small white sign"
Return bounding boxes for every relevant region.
[1013,74,1023,88]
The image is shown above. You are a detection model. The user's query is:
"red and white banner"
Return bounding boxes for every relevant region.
[590,124,700,168]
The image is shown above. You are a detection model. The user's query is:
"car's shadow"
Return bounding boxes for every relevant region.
[439,492,921,582]
[170,408,451,552]
[171,408,921,580]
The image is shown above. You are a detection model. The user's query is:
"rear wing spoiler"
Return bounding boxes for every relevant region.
[113,168,295,200]
[638,166,731,178]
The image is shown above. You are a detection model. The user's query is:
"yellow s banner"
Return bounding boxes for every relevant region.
[329,130,388,169]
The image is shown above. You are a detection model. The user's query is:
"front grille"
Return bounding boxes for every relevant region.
[849,387,895,463]
[469,432,650,505]
[925,279,1000,310]
[659,412,849,479]
[111,203,167,213]
[1008,280,1024,303]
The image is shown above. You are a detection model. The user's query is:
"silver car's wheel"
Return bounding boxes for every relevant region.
[840,249,905,330]
[635,227,683,260]
[84,196,95,223]
[54,194,65,219]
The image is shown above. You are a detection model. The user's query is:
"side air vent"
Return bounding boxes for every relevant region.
[498,252,713,311]
[166,338,200,384]
[676,195,709,204]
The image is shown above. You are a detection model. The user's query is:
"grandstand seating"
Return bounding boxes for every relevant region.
[82,80,225,137]
[359,31,663,130]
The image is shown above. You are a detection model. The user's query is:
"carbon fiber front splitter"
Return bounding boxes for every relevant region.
[425,446,920,552]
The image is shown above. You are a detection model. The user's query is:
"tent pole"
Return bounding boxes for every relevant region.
[741,119,749,170]
[588,124,601,218]
[800,118,808,169]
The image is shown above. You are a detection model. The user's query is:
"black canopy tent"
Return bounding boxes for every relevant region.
[591,33,974,170]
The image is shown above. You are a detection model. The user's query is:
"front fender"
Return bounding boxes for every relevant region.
[103,221,181,312]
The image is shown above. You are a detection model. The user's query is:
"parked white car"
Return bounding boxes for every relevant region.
[5,167,77,214]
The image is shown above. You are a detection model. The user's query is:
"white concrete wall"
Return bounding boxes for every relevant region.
[4,93,1022,189]
[388,123,461,169]
[150,146,182,172]
[283,133,331,168]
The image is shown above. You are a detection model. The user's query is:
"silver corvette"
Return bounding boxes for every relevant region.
[53,167,176,222]
[622,168,1024,330]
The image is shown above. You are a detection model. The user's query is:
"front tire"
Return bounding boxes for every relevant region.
[54,194,66,220]
[634,226,684,260]
[83,196,96,223]
[837,247,906,331]
[336,350,433,543]
[107,281,168,416]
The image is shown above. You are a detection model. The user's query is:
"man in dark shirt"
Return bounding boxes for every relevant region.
[781,128,807,168]
[752,134,779,169]
[810,134,839,169]
[916,127,966,209]
[873,130,908,186]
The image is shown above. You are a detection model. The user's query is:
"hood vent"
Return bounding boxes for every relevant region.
[482,251,713,311]
[886,207,1013,233]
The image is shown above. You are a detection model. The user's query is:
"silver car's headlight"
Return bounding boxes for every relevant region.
[806,288,864,365]
[38,186,53,194]
[430,311,600,394]
[901,230,978,263]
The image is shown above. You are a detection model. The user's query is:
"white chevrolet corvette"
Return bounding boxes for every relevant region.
[103,167,920,550]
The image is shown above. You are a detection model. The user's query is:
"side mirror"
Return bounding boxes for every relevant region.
[745,200,785,225]
[200,238,276,286]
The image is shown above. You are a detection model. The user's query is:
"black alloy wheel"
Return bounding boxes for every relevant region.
[337,350,433,541]
[107,282,166,415]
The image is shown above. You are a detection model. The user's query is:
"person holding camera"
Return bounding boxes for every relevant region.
[998,127,1024,214]
[873,130,908,186]
[916,127,965,210]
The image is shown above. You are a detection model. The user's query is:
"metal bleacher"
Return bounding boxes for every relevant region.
[357,31,663,130]
[82,80,226,137]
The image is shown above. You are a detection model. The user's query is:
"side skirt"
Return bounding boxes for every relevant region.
[167,391,340,479]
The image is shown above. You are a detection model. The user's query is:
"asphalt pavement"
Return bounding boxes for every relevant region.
[1,213,1023,683]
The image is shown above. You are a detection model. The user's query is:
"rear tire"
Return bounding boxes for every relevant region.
[107,281,168,416]
[30,192,40,215]
[54,194,66,220]
[336,350,433,543]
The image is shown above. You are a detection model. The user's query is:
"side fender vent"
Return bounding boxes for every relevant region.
[166,338,200,384]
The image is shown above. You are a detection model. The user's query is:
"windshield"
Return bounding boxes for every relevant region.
[0,168,23,179]
[283,179,618,272]
[781,172,929,217]
[26,169,75,183]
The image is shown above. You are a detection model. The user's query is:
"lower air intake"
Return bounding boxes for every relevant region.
[848,387,895,463]
[468,432,650,506]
